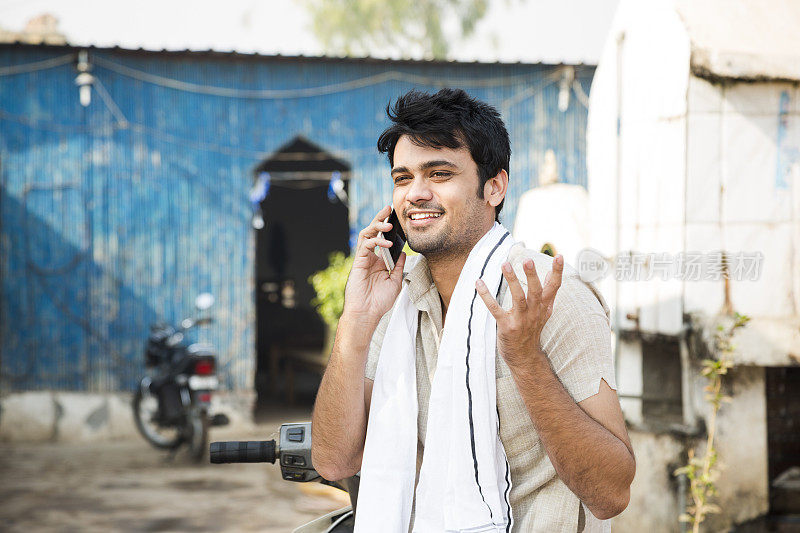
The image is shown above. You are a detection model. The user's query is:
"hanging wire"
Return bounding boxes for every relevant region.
[499,70,562,112]
[571,79,591,109]
[1,71,562,161]
[0,53,73,76]
[92,55,553,98]
[92,76,130,127]
[0,56,571,163]
[0,50,581,103]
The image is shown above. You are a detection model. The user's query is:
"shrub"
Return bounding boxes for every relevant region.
[308,251,354,333]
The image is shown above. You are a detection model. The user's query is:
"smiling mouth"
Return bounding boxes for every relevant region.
[408,212,443,221]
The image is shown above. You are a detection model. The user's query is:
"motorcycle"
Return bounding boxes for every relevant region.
[133,293,229,461]
[210,423,359,532]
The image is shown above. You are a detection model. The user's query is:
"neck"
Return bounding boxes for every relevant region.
[428,253,469,320]
[426,219,497,321]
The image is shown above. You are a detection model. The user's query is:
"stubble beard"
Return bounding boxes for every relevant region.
[407,198,490,262]
[406,222,457,258]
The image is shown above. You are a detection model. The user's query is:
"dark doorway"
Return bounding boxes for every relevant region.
[253,136,350,411]
[640,337,683,425]
[766,366,800,516]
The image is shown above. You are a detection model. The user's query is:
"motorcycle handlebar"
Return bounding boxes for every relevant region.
[210,440,277,464]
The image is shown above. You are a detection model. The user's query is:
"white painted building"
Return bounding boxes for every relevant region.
[512,149,591,266]
[586,0,800,530]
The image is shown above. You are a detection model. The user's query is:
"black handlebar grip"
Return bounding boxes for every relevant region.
[209,440,276,464]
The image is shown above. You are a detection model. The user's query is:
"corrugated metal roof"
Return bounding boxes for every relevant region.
[0,41,592,68]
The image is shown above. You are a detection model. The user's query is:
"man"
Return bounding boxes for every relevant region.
[311,88,635,532]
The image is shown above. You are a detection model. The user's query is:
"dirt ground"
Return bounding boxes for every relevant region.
[0,407,350,533]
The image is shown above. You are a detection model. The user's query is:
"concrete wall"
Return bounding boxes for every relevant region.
[611,363,771,532]
[684,76,800,321]
[613,430,684,533]
[0,391,256,443]
[586,0,692,337]
[694,365,769,531]
[611,316,771,530]
[617,337,644,425]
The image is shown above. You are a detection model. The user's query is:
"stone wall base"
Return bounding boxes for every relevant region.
[0,390,257,443]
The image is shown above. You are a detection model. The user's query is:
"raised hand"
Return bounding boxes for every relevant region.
[342,204,407,325]
[475,255,564,370]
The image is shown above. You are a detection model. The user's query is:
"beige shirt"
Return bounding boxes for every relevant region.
[364,242,617,532]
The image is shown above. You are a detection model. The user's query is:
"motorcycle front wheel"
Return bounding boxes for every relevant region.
[132,383,183,449]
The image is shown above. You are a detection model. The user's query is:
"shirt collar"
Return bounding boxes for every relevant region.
[403,253,437,309]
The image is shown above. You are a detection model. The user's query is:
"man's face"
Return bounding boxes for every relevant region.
[390,134,493,259]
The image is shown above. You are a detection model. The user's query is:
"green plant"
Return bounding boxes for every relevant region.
[673,311,750,532]
[301,0,491,60]
[308,251,354,333]
[308,243,417,337]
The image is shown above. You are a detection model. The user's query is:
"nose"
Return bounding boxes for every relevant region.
[406,175,433,206]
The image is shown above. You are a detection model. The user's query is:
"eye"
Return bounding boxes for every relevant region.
[393,175,410,184]
[432,171,452,178]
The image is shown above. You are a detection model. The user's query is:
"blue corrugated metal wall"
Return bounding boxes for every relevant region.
[0,45,594,391]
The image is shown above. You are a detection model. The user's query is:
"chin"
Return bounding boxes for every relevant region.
[408,234,452,256]
[407,237,435,255]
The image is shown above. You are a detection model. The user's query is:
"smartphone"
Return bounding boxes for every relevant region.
[377,208,407,272]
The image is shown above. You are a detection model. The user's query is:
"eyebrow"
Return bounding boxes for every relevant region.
[391,160,458,177]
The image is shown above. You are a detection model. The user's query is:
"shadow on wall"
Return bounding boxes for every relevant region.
[1,185,159,391]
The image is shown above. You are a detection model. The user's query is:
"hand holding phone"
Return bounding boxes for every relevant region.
[341,205,407,325]
[376,208,407,272]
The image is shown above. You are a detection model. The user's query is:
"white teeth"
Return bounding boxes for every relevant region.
[410,213,442,220]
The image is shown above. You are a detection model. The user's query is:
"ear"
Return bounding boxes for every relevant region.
[483,169,508,209]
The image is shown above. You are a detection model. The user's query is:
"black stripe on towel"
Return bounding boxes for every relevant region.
[496,403,513,533]
[465,231,510,525]
[495,275,513,533]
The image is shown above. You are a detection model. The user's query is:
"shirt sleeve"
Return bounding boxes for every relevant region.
[365,307,393,381]
[504,249,618,403]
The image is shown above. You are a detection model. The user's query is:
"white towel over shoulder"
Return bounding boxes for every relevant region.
[356,222,516,533]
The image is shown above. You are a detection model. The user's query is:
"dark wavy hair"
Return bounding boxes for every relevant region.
[377,88,510,221]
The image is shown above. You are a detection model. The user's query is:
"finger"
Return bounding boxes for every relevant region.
[475,279,504,319]
[363,236,393,252]
[357,217,393,250]
[371,204,392,224]
[523,258,543,305]
[358,221,389,243]
[541,255,564,304]
[501,262,527,310]
[390,251,407,281]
